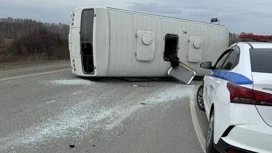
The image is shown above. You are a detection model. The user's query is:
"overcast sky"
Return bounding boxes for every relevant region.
[0,0,272,34]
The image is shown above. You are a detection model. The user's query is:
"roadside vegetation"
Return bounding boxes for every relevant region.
[229,32,239,46]
[0,18,69,63]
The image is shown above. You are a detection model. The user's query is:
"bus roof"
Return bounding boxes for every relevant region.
[73,6,227,27]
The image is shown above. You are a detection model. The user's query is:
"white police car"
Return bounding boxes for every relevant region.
[199,42,272,153]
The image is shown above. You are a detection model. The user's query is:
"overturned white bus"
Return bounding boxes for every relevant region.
[69,6,229,77]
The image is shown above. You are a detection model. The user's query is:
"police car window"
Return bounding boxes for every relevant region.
[250,48,272,73]
[214,51,231,69]
[221,49,240,70]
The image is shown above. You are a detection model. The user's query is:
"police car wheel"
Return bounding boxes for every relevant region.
[206,110,219,153]
[197,85,205,111]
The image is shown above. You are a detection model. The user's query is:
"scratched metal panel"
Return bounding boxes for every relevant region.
[93,8,110,76]
[132,14,167,76]
[105,8,228,76]
[108,10,135,76]
[185,23,229,75]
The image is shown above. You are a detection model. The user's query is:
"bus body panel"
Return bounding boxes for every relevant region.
[69,6,229,77]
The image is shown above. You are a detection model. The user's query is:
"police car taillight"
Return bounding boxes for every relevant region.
[226,148,247,153]
[227,83,272,106]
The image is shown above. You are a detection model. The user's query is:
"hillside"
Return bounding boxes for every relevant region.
[0,18,69,63]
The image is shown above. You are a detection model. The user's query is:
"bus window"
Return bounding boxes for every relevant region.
[81,9,94,74]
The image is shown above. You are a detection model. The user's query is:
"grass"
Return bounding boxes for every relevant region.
[0,45,69,71]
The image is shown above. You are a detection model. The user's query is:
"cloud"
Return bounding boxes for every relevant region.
[129,2,184,17]
[0,0,132,23]
[128,1,272,34]
[0,0,272,34]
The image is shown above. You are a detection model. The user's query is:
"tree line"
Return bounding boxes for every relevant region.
[0,17,69,63]
[0,17,68,39]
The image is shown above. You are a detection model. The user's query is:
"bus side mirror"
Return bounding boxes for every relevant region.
[200,61,212,69]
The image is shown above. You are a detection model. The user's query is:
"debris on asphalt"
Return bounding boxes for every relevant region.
[131,84,154,87]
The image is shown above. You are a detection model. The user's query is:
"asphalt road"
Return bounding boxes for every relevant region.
[0,61,208,153]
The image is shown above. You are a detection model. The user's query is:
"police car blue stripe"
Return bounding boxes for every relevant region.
[211,70,253,85]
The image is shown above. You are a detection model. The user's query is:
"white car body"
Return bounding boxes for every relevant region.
[203,42,272,153]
